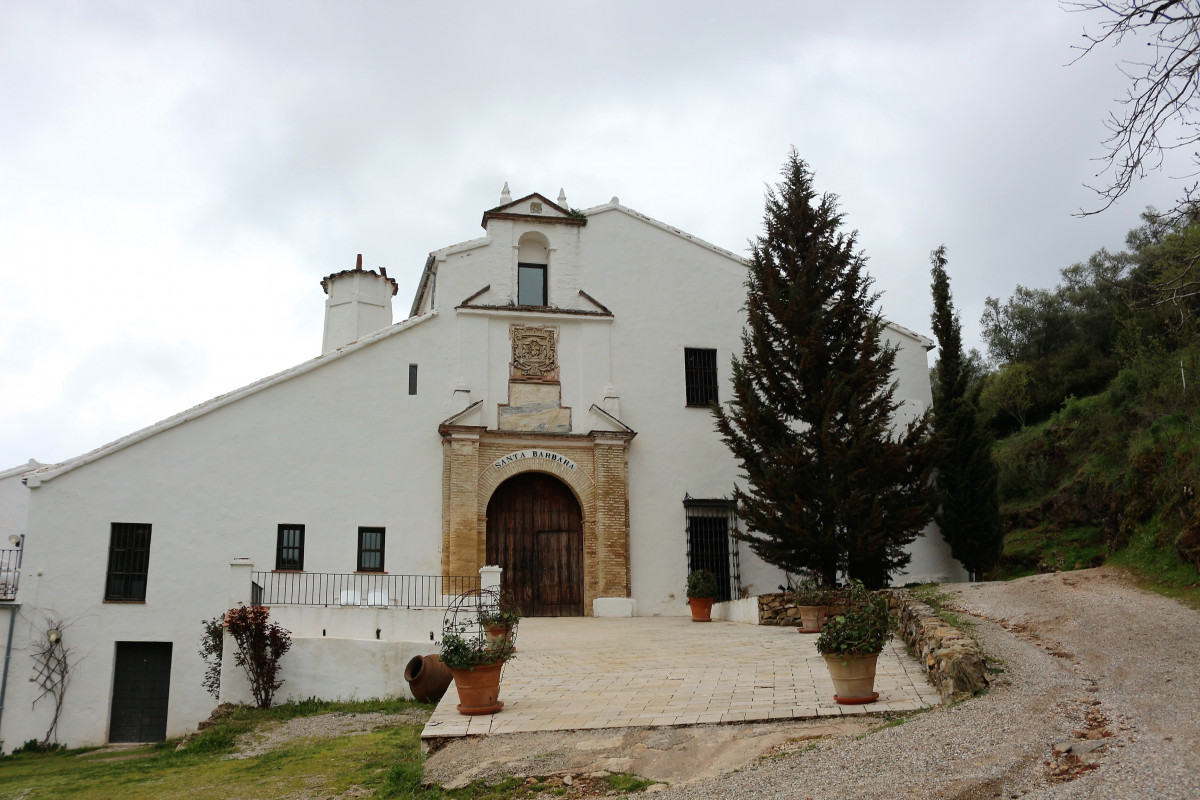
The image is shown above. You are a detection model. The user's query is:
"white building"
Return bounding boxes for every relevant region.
[0,187,965,751]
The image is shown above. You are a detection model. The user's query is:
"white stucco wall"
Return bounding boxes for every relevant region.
[1,193,964,752]
[1,312,466,751]
[0,460,38,543]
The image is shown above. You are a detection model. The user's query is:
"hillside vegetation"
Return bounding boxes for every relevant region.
[979,213,1200,599]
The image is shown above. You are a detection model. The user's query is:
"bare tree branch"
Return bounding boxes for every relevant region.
[1066,1,1200,216]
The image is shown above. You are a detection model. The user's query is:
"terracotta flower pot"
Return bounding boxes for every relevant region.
[484,623,513,649]
[449,662,505,715]
[403,654,453,703]
[795,604,828,634]
[688,596,714,622]
[823,652,880,704]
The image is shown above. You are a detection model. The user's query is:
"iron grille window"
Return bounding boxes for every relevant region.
[358,527,385,572]
[105,522,152,601]
[684,347,719,406]
[276,524,305,571]
[683,497,741,603]
[517,262,547,306]
[408,364,418,395]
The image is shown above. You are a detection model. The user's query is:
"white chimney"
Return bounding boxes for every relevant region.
[320,254,398,354]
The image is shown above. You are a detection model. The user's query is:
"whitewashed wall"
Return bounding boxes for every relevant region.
[1,193,964,752]
[2,312,464,751]
[0,460,38,542]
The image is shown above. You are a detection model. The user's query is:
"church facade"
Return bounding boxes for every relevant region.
[0,187,964,751]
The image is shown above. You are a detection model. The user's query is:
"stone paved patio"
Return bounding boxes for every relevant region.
[421,616,940,740]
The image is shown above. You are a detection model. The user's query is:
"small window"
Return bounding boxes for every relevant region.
[276,524,304,571]
[358,527,385,572]
[105,522,152,601]
[684,347,719,406]
[408,364,418,395]
[517,262,547,306]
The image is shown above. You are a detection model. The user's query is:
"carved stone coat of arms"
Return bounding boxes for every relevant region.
[510,325,558,381]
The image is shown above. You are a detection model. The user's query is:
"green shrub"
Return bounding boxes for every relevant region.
[686,569,719,599]
[816,581,892,656]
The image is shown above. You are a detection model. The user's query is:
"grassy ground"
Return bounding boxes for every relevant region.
[0,699,651,800]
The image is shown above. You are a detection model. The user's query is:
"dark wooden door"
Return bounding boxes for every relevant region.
[109,641,172,743]
[486,473,584,616]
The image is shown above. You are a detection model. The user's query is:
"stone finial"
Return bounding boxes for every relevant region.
[500,182,512,205]
[610,196,619,205]
[558,188,568,208]
[355,253,362,271]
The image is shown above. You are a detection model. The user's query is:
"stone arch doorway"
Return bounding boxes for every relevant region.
[486,472,584,617]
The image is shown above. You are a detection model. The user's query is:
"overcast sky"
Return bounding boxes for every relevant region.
[0,1,1184,468]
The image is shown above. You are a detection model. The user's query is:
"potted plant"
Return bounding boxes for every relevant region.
[790,575,834,634]
[478,590,521,648]
[815,580,892,704]
[439,620,516,715]
[686,568,719,622]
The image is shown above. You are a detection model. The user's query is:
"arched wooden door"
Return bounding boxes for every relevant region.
[486,472,584,617]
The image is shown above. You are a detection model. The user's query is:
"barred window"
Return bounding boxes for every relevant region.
[105,523,152,601]
[684,348,718,406]
[276,524,305,571]
[684,497,741,603]
[358,527,385,572]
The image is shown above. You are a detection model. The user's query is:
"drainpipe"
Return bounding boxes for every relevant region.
[0,603,18,750]
[0,536,24,749]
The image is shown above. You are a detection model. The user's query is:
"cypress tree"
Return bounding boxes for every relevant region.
[715,152,935,589]
[929,246,1002,578]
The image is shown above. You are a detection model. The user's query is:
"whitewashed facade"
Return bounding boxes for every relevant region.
[0,188,964,751]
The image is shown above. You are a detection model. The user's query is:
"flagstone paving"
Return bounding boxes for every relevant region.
[420,616,940,740]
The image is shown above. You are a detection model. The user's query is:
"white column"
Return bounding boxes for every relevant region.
[228,558,254,607]
[480,565,502,593]
[219,559,255,705]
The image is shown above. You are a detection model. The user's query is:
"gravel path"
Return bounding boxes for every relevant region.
[652,567,1200,800]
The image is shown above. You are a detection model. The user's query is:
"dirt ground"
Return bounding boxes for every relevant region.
[425,568,1200,799]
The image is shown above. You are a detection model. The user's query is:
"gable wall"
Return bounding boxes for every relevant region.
[5,315,459,750]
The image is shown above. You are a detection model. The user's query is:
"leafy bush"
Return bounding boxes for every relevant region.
[438,621,515,669]
[477,590,522,630]
[816,581,892,656]
[685,569,719,599]
[224,605,291,709]
[8,739,65,756]
[789,573,833,606]
[199,615,223,700]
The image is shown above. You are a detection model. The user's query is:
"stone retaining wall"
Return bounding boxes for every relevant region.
[887,589,989,703]
[755,590,989,703]
[756,592,804,626]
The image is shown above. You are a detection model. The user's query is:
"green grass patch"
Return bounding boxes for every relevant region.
[603,773,655,793]
[1108,519,1200,609]
[0,699,658,800]
[909,585,978,635]
[995,524,1108,579]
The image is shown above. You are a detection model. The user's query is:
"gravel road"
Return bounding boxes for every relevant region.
[653,567,1200,800]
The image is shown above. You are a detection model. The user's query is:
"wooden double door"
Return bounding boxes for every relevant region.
[486,472,584,616]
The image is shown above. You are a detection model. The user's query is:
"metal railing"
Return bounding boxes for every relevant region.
[251,571,480,608]
[0,548,20,601]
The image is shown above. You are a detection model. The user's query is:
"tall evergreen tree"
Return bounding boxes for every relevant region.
[930,245,1002,578]
[714,152,935,589]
